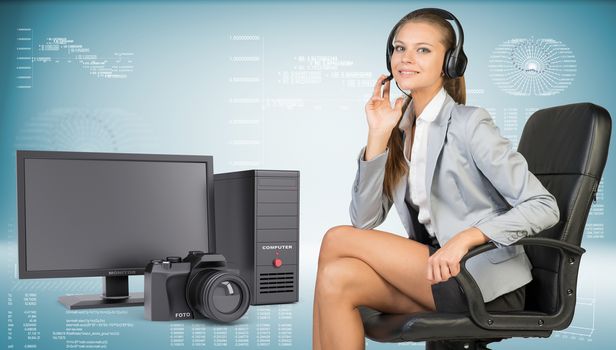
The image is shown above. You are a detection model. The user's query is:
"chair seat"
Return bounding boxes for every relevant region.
[359,307,552,343]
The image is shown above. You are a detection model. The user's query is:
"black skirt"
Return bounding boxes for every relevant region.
[427,243,526,314]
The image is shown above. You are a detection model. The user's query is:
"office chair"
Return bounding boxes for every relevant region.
[360,103,612,349]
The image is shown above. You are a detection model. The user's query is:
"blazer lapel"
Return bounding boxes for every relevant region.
[424,94,455,222]
[393,174,413,238]
[394,103,414,238]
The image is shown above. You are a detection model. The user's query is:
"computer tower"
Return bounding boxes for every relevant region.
[214,170,299,305]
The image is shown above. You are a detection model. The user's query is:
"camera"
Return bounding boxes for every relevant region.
[144,251,250,323]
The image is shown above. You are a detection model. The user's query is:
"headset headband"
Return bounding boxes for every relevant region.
[409,8,464,59]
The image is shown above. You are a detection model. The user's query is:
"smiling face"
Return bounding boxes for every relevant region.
[390,21,447,93]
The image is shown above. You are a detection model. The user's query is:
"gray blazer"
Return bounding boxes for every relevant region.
[349,93,560,302]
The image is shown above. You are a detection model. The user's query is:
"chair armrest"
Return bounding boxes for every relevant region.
[455,237,586,331]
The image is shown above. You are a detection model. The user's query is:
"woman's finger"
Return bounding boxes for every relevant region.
[449,262,460,277]
[427,259,434,282]
[382,79,390,101]
[432,259,442,282]
[366,96,383,109]
[440,262,451,282]
[394,97,404,112]
[372,74,387,98]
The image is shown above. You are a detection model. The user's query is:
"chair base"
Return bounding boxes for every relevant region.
[426,339,500,350]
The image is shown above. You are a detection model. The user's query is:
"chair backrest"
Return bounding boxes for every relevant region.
[516,103,611,314]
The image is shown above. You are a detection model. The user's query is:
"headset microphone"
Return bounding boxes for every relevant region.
[382,76,411,99]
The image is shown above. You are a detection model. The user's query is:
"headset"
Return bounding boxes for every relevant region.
[385,8,467,84]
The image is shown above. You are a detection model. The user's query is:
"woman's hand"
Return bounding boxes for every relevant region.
[365,75,405,135]
[427,227,489,284]
[363,75,406,161]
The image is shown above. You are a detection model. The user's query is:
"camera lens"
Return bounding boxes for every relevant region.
[187,270,250,323]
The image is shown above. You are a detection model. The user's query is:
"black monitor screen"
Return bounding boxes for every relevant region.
[18,152,214,277]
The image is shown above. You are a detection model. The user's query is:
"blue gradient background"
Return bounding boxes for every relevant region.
[1,1,615,349]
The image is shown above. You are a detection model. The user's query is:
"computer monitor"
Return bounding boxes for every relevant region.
[17,150,216,309]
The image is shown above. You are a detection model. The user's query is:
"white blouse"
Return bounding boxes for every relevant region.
[400,87,447,237]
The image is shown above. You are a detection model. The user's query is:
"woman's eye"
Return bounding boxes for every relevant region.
[394,46,430,53]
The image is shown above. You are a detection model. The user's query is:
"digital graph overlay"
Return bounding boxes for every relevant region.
[489,37,576,96]
[15,28,134,88]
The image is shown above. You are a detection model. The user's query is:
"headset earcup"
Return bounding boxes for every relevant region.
[443,48,455,79]
[444,49,467,79]
[456,49,468,77]
[445,50,468,79]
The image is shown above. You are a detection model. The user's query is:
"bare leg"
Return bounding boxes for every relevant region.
[313,225,437,349]
[312,293,322,350]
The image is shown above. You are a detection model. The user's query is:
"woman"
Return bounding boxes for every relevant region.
[312,8,560,350]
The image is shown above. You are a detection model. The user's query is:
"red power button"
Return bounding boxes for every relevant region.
[273,258,283,268]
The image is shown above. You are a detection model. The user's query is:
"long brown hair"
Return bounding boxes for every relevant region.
[383,12,467,200]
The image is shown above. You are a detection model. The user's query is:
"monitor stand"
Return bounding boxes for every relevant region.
[58,276,144,310]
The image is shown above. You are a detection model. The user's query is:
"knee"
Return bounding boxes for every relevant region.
[318,225,354,267]
[315,259,355,302]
